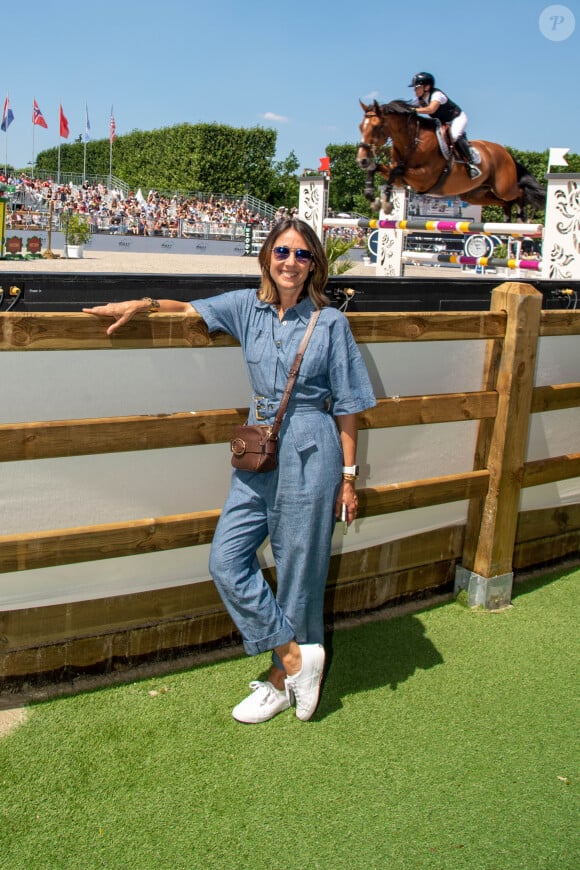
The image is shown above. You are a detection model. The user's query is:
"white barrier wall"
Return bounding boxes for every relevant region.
[1,335,579,610]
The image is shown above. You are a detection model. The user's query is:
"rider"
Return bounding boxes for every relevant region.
[408,72,481,179]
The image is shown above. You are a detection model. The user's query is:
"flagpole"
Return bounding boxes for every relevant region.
[83,102,88,180]
[32,120,35,179]
[109,105,115,188]
[57,141,61,185]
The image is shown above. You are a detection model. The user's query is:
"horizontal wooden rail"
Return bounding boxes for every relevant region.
[0,470,489,573]
[0,311,509,350]
[522,452,580,488]
[539,310,580,336]
[515,503,580,543]
[0,393,499,462]
[530,383,580,413]
[0,409,249,462]
[359,391,499,429]
[3,383,579,463]
[1,310,578,351]
[0,511,221,574]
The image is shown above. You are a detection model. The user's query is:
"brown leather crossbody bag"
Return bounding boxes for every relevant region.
[230,310,320,473]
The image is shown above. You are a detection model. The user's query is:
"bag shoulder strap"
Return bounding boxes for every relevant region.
[271,309,321,437]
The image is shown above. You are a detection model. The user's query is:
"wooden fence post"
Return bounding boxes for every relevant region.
[456,282,543,608]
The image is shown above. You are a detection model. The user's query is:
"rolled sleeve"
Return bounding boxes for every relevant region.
[326,313,376,416]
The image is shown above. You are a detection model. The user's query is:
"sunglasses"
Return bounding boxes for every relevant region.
[272,245,313,264]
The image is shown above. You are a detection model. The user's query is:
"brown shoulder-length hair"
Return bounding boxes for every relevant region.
[257,218,329,308]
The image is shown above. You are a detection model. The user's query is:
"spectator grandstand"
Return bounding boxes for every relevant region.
[0,172,284,243]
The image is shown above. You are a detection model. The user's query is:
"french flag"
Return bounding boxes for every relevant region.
[1,96,14,132]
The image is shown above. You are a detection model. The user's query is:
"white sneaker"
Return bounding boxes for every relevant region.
[232,680,291,724]
[284,643,326,721]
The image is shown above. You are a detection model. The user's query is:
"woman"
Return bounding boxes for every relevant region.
[408,71,481,179]
[83,219,376,724]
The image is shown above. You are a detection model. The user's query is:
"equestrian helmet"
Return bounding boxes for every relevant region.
[409,72,435,88]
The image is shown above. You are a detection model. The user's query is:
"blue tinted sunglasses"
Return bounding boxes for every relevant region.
[272,245,313,264]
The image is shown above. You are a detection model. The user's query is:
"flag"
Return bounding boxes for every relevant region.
[1,96,14,132]
[109,106,116,143]
[548,147,569,168]
[318,156,331,175]
[33,99,48,128]
[84,103,91,142]
[59,104,69,138]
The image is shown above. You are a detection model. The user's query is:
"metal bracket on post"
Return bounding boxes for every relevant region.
[454,566,513,610]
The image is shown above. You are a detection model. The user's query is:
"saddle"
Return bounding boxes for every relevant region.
[434,121,481,168]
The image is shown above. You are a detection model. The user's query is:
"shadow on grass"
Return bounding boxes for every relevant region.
[318,614,444,720]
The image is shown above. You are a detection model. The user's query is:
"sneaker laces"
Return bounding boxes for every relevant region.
[248,680,284,706]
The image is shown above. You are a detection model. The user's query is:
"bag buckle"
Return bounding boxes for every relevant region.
[231,437,247,456]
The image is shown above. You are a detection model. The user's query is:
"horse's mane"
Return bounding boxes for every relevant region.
[381,99,414,115]
[379,99,436,129]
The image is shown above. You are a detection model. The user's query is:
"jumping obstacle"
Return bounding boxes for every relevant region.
[299,166,580,281]
[324,205,545,275]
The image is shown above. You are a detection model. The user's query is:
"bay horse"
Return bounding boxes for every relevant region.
[357,99,545,220]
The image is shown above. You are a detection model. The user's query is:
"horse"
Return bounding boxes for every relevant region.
[357,99,545,220]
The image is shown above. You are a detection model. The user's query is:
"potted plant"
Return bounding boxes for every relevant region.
[63,211,92,258]
[325,236,356,275]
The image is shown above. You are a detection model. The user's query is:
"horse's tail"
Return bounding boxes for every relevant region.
[514,159,546,210]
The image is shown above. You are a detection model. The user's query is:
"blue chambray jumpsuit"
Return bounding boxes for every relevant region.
[193,289,376,666]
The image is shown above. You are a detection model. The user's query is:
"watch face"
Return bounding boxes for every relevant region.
[464,234,493,258]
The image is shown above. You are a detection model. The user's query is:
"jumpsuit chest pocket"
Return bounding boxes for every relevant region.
[295,321,328,378]
[245,328,269,364]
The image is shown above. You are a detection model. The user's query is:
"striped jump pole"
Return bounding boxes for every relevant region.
[323,217,545,237]
[402,251,541,271]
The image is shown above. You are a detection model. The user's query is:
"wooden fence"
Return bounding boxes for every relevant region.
[0,282,579,686]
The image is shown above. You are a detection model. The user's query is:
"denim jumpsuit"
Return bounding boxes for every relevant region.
[193,289,376,664]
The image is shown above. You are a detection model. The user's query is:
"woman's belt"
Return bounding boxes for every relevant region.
[253,395,327,420]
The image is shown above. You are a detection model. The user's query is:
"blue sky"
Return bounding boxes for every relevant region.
[1,0,578,175]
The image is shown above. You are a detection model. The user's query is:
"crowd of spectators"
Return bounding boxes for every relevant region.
[1,173,364,245]
[1,174,278,240]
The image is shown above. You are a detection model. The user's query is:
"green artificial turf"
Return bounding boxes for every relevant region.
[0,566,578,870]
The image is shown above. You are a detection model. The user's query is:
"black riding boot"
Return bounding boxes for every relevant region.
[455,136,481,179]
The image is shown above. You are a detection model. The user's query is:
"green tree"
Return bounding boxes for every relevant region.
[325,144,371,214]
[268,150,300,208]
[479,148,580,221]
[36,123,277,197]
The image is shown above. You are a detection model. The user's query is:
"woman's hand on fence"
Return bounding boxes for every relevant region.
[82,300,150,336]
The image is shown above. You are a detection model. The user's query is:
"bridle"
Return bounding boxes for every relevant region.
[360,106,423,164]
[358,110,390,165]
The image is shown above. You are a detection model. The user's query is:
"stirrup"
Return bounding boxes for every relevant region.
[468,164,482,179]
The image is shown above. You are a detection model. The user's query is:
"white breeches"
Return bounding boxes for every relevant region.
[450,111,468,141]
